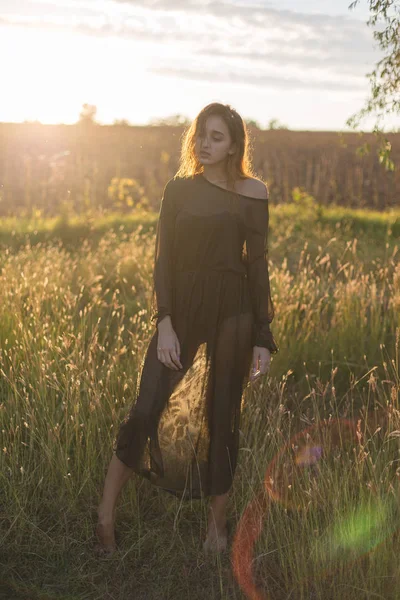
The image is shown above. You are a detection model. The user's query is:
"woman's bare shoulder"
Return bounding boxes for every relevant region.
[237,177,268,200]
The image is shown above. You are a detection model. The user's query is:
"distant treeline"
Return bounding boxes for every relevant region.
[0,121,399,216]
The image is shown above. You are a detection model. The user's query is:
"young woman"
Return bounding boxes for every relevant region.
[95,102,279,556]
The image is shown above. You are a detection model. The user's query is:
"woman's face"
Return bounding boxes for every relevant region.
[194,114,236,166]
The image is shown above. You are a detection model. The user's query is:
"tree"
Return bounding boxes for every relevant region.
[113,118,131,126]
[267,118,289,130]
[148,114,190,126]
[346,0,400,170]
[78,103,98,125]
[245,119,261,129]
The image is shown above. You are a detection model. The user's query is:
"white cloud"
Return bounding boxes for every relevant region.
[149,66,367,92]
[0,0,379,93]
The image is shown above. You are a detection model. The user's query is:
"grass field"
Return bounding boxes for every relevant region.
[0,201,399,600]
[2,124,400,215]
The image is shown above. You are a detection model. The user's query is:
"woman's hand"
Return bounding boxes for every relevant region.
[157,316,183,371]
[249,346,271,384]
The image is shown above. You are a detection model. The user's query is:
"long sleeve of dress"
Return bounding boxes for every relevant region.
[150,179,177,327]
[245,194,279,354]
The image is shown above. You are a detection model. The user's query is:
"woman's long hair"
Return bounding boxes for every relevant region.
[175,102,258,212]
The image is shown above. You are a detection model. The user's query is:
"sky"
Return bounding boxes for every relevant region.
[0,0,399,131]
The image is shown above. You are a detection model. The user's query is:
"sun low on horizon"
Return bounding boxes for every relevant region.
[1,0,399,131]
[0,24,185,126]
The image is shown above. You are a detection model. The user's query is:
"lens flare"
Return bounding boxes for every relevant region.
[264,418,356,511]
[313,498,395,563]
[232,414,400,599]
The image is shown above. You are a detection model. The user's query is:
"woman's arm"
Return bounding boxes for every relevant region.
[150,179,177,327]
[245,189,279,354]
[150,179,182,371]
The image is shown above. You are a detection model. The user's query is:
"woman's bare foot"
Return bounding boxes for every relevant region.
[95,520,117,556]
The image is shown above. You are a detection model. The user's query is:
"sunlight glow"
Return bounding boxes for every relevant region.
[1,0,399,130]
[0,24,174,124]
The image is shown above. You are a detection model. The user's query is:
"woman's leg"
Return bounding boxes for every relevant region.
[203,490,229,552]
[202,313,252,553]
[96,453,135,552]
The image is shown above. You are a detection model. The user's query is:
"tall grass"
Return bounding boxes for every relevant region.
[0,207,399,599]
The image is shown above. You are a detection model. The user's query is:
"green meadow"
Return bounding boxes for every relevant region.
[1,196,399,599]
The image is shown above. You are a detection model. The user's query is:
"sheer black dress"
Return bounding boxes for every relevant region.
[113,173,279,500]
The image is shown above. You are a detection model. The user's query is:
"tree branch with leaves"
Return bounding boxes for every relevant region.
[347,0,400,170]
